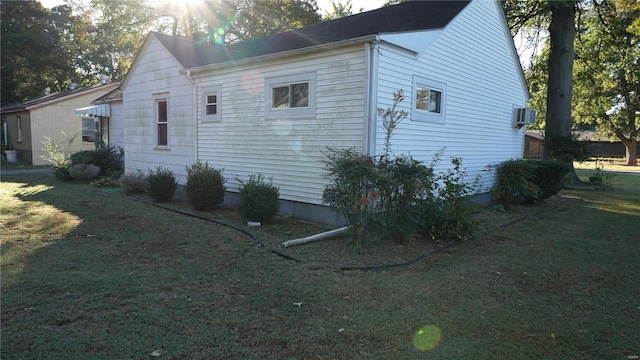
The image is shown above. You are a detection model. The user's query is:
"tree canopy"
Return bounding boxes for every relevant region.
[1,0,322,104]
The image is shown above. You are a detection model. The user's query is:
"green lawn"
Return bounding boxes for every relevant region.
[1,173,639,359]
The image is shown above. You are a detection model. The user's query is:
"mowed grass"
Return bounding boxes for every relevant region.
[1,173,639,359]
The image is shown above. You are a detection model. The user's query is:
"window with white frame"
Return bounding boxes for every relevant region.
[156,97,169,147]
[412,76,446,124]
[81,117,95,143]
[264,72,316,119]
[16,116,22,142]
[202,86,221,122]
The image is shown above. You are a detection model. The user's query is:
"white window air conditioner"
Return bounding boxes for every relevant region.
[513,108,536,128]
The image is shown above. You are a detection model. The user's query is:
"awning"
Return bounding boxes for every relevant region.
[75,104,110,117]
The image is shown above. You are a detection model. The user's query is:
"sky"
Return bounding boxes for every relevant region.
[40,0,387,13]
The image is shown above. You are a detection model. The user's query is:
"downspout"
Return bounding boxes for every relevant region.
[186,70,197,163]
[365,37,381,155]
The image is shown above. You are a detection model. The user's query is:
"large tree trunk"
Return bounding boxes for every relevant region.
[544,2,576,160]
[617,132,638,165]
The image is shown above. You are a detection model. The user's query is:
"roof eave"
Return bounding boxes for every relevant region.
[25,83,121,111]
[182,35,378,75]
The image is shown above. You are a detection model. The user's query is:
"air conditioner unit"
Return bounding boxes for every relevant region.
[513,108,536,128]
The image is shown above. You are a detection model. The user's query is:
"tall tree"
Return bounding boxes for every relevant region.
[0,1,75,103]
[323,0,354,20]
[543,1,577,160]
[574,0,639,164]
[227,0,321,42]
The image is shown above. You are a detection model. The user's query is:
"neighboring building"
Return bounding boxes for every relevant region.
[75,88,125,149]
[121,0,530,223]
[1,82,120,165]
[524,130,636,158]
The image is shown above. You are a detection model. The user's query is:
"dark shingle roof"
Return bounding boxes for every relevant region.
[155,0,470,69]
[1,84,119,113]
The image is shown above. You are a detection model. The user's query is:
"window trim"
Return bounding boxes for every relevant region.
[202,85,222,122]
[81,117,95,143]
[412,75,446,124]
[154,93,169,149]
[264,72,316,119]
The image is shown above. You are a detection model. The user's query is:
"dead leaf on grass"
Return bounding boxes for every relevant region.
[150,349,162,357]
[293,302,302,307]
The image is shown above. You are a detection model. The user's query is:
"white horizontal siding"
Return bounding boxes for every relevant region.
[194,46,367,204]
[108,102,125,149]
[374,0,528,191]
[122,37,195,183]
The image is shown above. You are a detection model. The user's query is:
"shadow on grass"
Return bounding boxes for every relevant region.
[2,173,640,359]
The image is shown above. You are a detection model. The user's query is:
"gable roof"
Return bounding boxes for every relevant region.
[154,0,471,69]
[1,83,120,113]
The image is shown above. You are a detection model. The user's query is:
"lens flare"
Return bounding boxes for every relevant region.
[412,325,442,351]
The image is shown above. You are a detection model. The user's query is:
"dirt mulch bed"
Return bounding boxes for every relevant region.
[124,187,574,270]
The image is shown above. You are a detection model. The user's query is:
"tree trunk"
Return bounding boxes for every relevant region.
[544,2,576,160]
[617,132,638,165]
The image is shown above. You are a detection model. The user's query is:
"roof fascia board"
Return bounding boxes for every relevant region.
[492,0,531,101]
[183,35,378,75]
[25,83,120,111]
[378,29,442,56]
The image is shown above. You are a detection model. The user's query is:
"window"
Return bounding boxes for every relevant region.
[82,118,95,143]
[16,116,22,142]
[412,76,446,124]
[264,73,316,119]
[202,86,221,122]
[272,83,309,108]
[156,98,168,147]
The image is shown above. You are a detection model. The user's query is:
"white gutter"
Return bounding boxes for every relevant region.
[185,70,198,163]
[282,226,348,247]
[366,38,381,155]
[181,35,378,75]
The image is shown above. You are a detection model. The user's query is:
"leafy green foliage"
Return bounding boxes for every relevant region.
[91,177,120,188]
[531,159,569,199]
[68,164,100,180]
[147,166,177,202]
[185,161,226,210]
[69,145,124,177]
[120,171,147,194]
[494,159,569,208]
[237,174,280,223]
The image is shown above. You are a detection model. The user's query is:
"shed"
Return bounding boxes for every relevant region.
[1,83,120,165]
[121,0,530,224]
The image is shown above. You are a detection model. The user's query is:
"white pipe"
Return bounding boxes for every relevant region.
[282,226,348,248]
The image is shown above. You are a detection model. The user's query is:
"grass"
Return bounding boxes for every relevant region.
[1,173,639,359]
[574,158,640,173]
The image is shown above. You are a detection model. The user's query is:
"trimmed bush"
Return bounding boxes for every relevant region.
[494,159,569,208]
[147,166,177,202]
[532,160,569,200]
[70,145,124,177]
[68,164,100,180]
[120,171,147,194]
[185,161,226,210]
[238,174,280,223]
[54,166,74,181]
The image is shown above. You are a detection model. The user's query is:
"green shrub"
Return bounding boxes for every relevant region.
[70,145,124,177]
[120,171,147,193]
[185,161,226,210]
[428,156,481,241]
[68,164,100,180]
[374,155,435,244]
[531,160,569,200]
[238,174,280,223]
[494,160,540,208]
[54,166,73,181]
[92,177,119,188]
[147,166,177,202]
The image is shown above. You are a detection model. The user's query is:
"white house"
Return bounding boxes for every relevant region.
[121,0,530,224]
